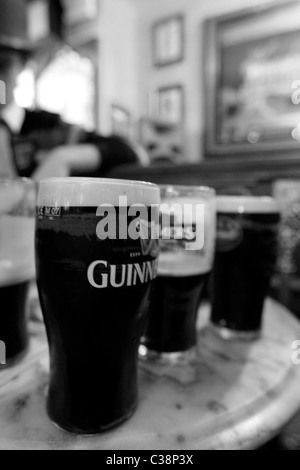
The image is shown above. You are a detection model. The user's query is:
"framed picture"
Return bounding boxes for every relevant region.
[151,85,184,125]
[111,104,131,139]
[152,15,184,67]
[204,1,300,158]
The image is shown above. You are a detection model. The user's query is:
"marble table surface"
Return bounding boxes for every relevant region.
[0,299,300,450]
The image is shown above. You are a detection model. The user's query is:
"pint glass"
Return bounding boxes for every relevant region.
[35,178,160,434]
[140,185,216,363]
[0,178,35,365]
[211,196,280,340]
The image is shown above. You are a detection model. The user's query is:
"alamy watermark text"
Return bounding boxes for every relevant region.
[95,196,205,251]
[39,195,206,251]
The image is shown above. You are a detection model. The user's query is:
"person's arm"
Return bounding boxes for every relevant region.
[32,144,101,181]
[32,125,145,181]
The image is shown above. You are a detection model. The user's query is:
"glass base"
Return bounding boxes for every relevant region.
[211,323,261,341]
[138,344,196,365]
[48,402,137,436]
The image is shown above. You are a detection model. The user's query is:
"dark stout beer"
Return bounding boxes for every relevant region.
[143,274,209,353]
[35,178,160,434]
[211,196,280,339]
[0,281,30,360]
[141,187,216,361]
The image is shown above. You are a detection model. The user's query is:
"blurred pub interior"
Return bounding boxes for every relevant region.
[23,0,300,320]
[4,0,300,450]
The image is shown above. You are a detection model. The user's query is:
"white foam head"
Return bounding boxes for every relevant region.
[160,186,215,225]
[217,196,279,214]
[158,188,216,277]
[37,178,160,207]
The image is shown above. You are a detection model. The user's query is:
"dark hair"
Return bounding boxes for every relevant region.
[84,133,140,176]
[100,135,139,173]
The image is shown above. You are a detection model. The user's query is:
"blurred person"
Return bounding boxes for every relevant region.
[0,0,147,182]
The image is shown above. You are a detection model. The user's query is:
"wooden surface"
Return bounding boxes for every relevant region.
[0,299,300,450]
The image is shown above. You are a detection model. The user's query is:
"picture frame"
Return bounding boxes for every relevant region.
[152,14,184,67]
[204,1,300,159]
[111,104,131,139]
[151,85,184,125]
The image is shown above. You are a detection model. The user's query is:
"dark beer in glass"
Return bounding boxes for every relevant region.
[35,177,160,434]
[0,179,35,365]
[211,196,280,340]
[141,185,216,363]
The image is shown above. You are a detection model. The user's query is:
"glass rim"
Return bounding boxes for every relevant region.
[159,184,215,195]
[39,177,158,192]
[273,179,300,187]
[0,177,34,187]
[217,195,279,214]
